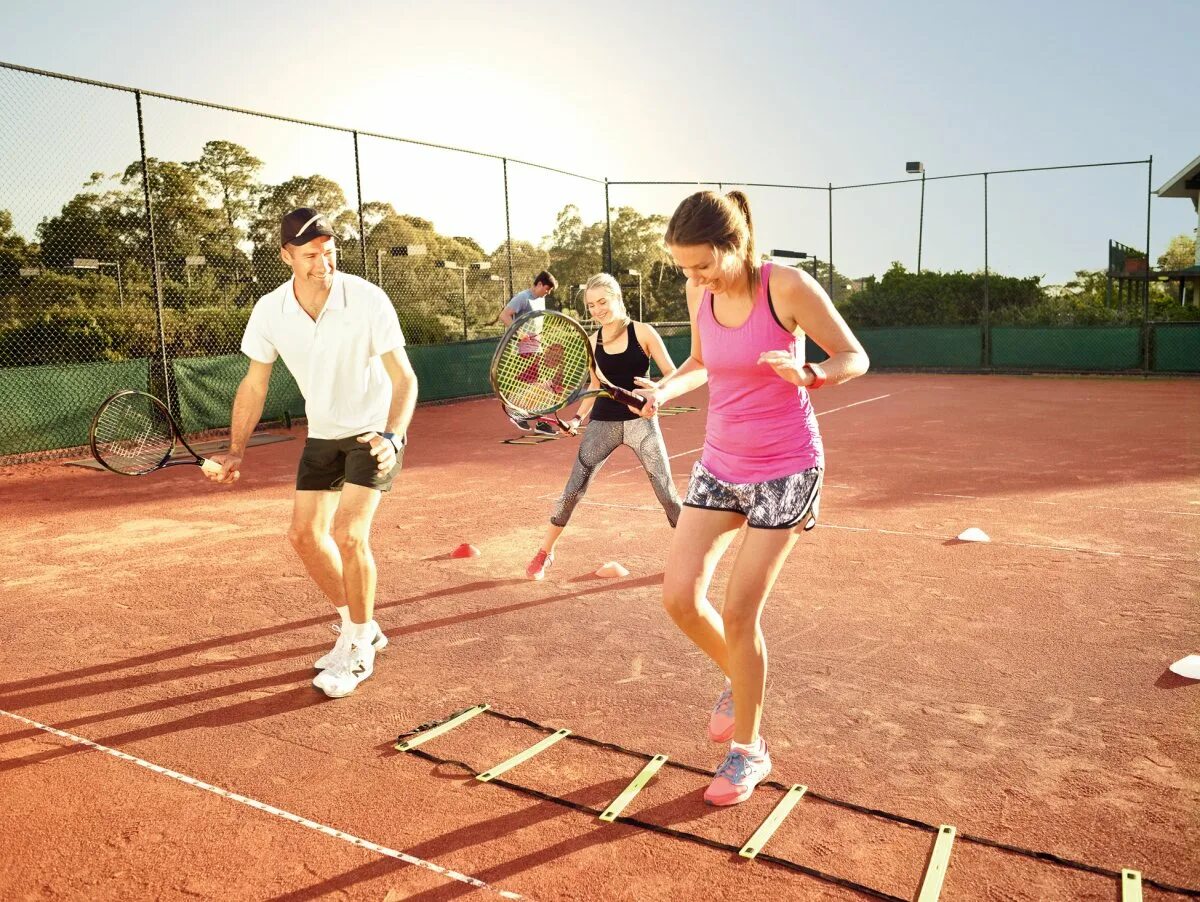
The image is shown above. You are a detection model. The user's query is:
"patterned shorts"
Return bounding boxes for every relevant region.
[683,461,823,530]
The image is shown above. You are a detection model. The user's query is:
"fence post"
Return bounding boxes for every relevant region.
[827,183,834,301]
[1142,155,1153,371]
[503,158,514,298]
[983,172,991,368]
[604,178,613,274]
[353,130,367,279]
[918,169,926,275]
[134,89,174,414]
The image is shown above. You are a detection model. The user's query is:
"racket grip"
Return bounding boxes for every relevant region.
[610,387,647,409]
[200,458,223,476]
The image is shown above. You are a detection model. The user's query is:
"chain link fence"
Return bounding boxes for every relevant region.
[2,60,1197,460]
[0,62,606,458]
[609,164,1199,375]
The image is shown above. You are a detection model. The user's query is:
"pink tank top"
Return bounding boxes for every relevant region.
[698,263,823,483]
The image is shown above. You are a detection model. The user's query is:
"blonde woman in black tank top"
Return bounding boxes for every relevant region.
[525,274,683,580]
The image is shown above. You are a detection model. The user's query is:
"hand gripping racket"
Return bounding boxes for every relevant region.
[90,389,223,477]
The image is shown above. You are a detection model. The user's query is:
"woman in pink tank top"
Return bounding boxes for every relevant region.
[636,190,869,806]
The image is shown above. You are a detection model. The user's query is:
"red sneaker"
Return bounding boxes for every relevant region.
[525,549,554,580]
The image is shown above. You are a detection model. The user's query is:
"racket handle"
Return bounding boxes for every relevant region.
[200,458,223,476]
[608,386,646,410]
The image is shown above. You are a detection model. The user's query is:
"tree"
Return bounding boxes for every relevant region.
[1159,233,1197,270]
[0,210,32,276]
[120,158,222,261]
[36,172,130,267]
[191,141,262,240]
[191,141,262,286]
[606,206,675,320]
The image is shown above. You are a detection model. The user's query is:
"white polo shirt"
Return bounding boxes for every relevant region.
[241,271,405,440]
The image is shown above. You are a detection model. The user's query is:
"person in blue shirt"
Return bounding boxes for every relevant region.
[496,270,557,326]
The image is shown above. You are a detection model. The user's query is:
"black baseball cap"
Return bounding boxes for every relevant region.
[280,207,336,247]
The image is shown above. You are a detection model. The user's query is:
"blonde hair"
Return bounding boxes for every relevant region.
[584,272,631,324]
[665,189,758,286]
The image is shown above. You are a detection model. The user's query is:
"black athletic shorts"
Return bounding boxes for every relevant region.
[296,434,402,492]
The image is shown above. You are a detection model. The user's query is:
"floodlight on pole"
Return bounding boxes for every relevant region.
[906,161,926,274]
[769,249,818,280]
[378,244,427,286]
[184,255,206,290]
[483,272,506,302]
[436,260,502,340]
[74,257,125,307]
[621,269,643,320]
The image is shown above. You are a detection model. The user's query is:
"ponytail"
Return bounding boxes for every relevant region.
[724,190,756,278]
[666,189,758,287]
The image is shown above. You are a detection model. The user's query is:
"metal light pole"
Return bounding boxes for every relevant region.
[183,255,205,293]
[74,258,124,308]
[769,249,818,281]
[484,274,506,311]
[623,268,643,320]
[379,243,427,288]
[103,260,125,307]
[436,259,491,340]
[906,161,925,274]
[467,261,491,339]
[574,284,590,323]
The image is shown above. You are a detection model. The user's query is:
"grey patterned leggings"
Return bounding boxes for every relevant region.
[550,418,682,528]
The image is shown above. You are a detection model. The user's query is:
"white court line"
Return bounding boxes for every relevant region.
[574,499,660,512]
[604,392,895,481]
[869,490,1200,518]
[816,523,1193,562]
[0,709,524,900]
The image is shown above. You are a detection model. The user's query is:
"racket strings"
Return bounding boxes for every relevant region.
[493,314,590,416]
[93,395,174,474]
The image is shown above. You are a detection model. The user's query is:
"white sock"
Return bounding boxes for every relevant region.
[336,605,351,631]
[349,621,372,645]
[732,736,765,757]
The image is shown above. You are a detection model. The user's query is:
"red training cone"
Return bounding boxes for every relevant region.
[451,543,481,559]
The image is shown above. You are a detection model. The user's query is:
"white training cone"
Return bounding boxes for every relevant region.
[1168,654,1200,680]
[956,527,991,543]
[596,561,630,578]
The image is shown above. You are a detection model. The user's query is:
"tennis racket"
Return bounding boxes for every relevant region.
[489,310,645,431]
[501,406,577,436]
[90,389,223,477]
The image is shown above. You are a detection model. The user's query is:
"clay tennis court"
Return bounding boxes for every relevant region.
[1,373,1197,901]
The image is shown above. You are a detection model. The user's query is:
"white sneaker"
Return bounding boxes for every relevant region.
[312,642,376,698]
[314,621,388,670]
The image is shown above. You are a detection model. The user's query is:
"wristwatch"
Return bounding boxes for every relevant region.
[381,432,406,454]
[802,362,827,390]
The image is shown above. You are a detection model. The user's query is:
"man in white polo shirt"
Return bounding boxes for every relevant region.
[204,207,419,699]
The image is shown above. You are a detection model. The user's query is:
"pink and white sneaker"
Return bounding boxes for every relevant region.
[704,742,772,806]
[708,681,735,742]
[525,549,554,580]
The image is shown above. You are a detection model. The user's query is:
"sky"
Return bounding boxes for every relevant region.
[1,0,1196,283]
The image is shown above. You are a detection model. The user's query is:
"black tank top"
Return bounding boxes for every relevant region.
[592,322,649,422]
